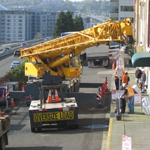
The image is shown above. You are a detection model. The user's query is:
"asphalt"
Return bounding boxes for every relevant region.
[106,67,150,150]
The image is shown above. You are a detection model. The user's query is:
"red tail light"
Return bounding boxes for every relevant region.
[24,97,31,100]
[59,108,63,110]
[42,109,48,111]
[69,107,75,110]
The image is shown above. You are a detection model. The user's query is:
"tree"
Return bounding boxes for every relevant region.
[73,15,84,31]
[34,32,42,39]
[53,11,68,38]
[6,59,28,90]
[66,10,74,31]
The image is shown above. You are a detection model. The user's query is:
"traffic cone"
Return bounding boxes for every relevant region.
[22,82,24,91]
[0,108,2,116]
[46,89,53,103]
[10,98,15,107]
[112,62,115,70]
[55,89,61,103]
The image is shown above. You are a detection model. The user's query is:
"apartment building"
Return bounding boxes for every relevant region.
[110,0,134,22]
[0,4,82,43]
[0,9,32,43]
[133,0,150,94]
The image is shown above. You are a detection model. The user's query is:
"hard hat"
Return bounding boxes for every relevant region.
[122,83,126,87]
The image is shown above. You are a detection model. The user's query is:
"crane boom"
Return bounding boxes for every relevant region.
[18,18,133,78]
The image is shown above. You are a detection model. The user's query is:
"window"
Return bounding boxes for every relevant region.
[121,6,134,11]
[70,55,80,67]
[110,6,118,13]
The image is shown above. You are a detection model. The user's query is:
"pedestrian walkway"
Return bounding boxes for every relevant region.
[107,67,150,150]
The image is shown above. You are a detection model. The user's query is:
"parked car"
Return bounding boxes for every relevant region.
[10,61,20,69]
[21,42,27,47]
[44,37,50,41]
[3,47,11,52]
[14,50,20,57]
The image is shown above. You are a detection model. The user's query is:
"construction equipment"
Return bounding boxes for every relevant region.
[18,18,133,79]
[0,115,10,150]
[11,18,133,132]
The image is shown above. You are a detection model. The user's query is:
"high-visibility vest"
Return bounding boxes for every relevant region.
[114,72,119,80]
[123,70,125,75]
[126,86,134,98]
[122,75,128,83]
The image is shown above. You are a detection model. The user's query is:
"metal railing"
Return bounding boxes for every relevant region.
[0,38,44,58]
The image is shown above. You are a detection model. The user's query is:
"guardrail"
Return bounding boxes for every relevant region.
[0,38,44,58]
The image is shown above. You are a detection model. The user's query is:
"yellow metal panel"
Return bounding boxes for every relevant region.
[25,63,39,77]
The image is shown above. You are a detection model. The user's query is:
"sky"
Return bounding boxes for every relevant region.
[69,0,110,1]
[69,0,84,1]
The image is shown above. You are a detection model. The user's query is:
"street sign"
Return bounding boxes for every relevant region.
[117,68,123,77]
[122,135,132,150]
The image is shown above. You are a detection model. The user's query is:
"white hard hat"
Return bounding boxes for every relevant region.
[122,83,126,87]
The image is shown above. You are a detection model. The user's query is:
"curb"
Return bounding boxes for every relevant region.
[106,118,113,150]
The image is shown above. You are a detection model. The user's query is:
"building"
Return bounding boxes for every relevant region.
[132,0,150,94]
[110,0,134,22]
[0,9,32,43]
[82,15,109,29]
[0,4,81,43]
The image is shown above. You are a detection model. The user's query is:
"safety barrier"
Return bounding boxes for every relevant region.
[95,77,108,101]
[0,38,44,58]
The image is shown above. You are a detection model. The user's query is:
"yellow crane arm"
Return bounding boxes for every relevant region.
[20,18,133,79]
[20,18,133,60]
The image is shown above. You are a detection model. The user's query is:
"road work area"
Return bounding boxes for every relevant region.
[1,66,113,150]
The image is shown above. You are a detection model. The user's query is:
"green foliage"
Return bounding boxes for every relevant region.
[125,44,135,57]
[1,0,110,16]
[34,32,42,39]
[73,15,84,31]
[66,10,74,31]
[53,11,67,37]
[53,10,84,37]
[6,59,28,90]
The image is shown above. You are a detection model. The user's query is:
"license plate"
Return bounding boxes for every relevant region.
[33,111,74,122]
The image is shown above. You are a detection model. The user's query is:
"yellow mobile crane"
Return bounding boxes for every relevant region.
[19,18,133,79]
[12,18,133,132]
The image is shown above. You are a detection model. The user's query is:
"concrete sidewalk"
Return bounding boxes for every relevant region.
[107,67,150,150]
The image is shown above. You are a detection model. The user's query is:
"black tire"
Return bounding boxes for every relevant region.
[37,127,42,132]
[31,127,36,132]
[26,103,30,107]
[0,135,6,150]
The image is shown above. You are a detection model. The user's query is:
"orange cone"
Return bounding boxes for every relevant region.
[22,82,24,91]
[112,62,115,70]
[0,108,2,116]
[10,98,15,107]
[55,89,61,103]
[46,89,53,103]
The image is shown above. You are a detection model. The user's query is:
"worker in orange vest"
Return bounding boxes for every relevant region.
[114,72,119,90]
[122,72,128,84]
[121,83,135,114]
[120,70,125,85]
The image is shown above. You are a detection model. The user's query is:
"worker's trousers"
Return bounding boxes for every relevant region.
[128,96,134,113]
